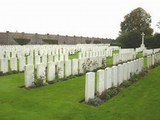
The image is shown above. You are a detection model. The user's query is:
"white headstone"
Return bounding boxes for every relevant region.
[42,55,47,67]
[48,55,53,62]
[37,63,46,83]
[10,57,18,71]
[35,55,41,69]
[85,72,95,102]
[18,57,26,72]
[97,69,105,95]
[0,58,8,73]
[47,62,55,82]
[27,56,33,65]
[72,59,78,75]
[57,61,64,78]
[65,60,71,77]
[112,66,118,87]
[78,58,85,74]
[25,64,34,88]
[104,67,112,89]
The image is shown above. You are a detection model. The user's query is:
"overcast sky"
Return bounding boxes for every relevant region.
[0,0,160,39]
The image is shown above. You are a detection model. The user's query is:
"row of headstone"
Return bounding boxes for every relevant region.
[147,53,160,68]
[0,57,23,73]
[0,45,78,59]
[78,49,112,59]
[85,58,144,102]
[143,49,153,56]
[0,44,111,60]
[24,56,105,88]
[135,47,143,53]
[119,48,134,54]
[153,48,160,54]
[113,52,136,65]
[0,53,69,74]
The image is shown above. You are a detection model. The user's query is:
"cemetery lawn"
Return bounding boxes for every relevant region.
[0,67,160,120]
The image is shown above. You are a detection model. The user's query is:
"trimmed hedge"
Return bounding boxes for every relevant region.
[85,40,91,44]
[42,39,58,44]
[93,40,101,44]
[14,38,30,45]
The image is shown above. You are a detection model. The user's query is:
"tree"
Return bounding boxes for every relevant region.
[117,31,141,48]
[120,7,153,35]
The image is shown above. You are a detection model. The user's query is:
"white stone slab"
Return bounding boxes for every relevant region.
[72,59,78,75]
[104,67,112,89]
[47,62,55,82]
[85,72,95,102]
[65,60,71,77]
[18,57,26,72]
[97,69,105,95]
[10,57,17,71]
[25,64,34,88]
[37,63,46,83]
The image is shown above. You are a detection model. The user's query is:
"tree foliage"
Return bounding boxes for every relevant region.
[120,7,153,35]
[117,31,141,48]
[117,7,155,48]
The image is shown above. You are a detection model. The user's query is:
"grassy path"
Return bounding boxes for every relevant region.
[0,66,160,120]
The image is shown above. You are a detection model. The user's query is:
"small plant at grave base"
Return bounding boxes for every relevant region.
[92,60,98,70]
[33,76,45,87]
[102,58,107,68]
[88,97,104,107]
[54,67,62,82]
[120,81,131,88]
[82,58,92,73]
[0,72,3,76]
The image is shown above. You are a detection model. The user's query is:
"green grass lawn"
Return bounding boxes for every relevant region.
[69,52,79,59]
[0,66,160,120]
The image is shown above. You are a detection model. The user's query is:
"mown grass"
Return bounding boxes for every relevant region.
[0,66,160,120]
[69,52,79,59]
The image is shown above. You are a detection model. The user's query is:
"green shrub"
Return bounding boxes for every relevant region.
[120,81,131,88]
[34,76,45,87]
